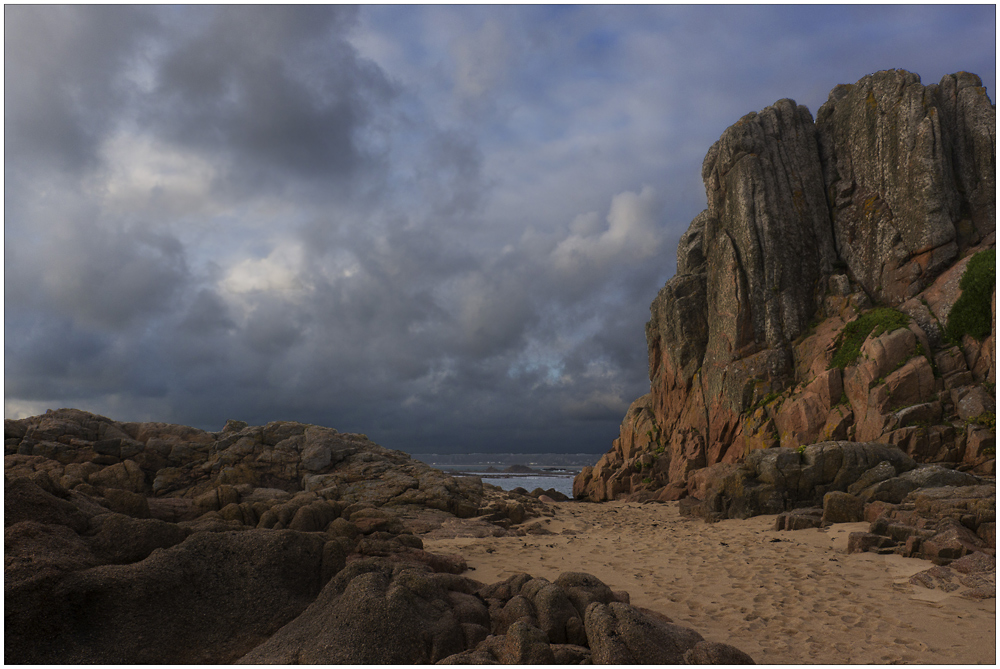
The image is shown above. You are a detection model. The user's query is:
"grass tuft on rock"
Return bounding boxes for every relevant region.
[946,249,995,342]
[829,308,910,369]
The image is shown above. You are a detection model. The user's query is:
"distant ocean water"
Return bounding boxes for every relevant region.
[415,453,601,498]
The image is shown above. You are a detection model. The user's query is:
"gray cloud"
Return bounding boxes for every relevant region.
[5,5,995,456]
[147,5,392,196]
[4,5,159,172]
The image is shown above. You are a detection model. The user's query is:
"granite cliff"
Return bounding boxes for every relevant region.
[575,69,996,503]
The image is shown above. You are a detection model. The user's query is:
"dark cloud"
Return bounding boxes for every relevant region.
[4,5,158,172]
[148,5,392,196]
[6,218,189,331]
[5,6,995,457]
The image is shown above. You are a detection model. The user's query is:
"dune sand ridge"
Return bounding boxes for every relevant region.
[423,500,995,664]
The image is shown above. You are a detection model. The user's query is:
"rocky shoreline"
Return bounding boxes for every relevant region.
[6,67,996,664]
[5,408,754,664]
[6,408,994,663]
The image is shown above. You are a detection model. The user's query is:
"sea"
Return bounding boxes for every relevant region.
[415,453,601,498]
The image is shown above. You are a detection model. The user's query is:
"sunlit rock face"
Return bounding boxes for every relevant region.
[576,69,995,503]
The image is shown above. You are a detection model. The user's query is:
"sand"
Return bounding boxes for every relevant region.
[423,500,996,664]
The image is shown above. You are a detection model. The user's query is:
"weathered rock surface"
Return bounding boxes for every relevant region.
[6,411,754,663]
[850,484,995,565]
[677,441,993,538]
[908,555,996,600]
[698,443,997,570]
[3,408,553,531]
[6,475,329,664]
[817,70,994,304]
[238,558,485,664]
[681,441,919,520]
[576,69,995,505]
[4,409,552,664]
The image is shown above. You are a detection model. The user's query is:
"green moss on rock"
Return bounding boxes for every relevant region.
[829,308,910,369]
[946,249,995,342]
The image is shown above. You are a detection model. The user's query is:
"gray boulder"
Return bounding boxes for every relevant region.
[238,558,480,664]
[821,491,864,524]
[847,460,898,495]
[554,571,617,618]
[858,464,984,504]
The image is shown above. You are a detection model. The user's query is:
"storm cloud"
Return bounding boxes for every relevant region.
[5,5,995,454]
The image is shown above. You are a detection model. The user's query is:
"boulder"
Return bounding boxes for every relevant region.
[494,620,557,664]
[956,385,995,420]
[908,553,996,600]
[521,578,587,645]
[775,507,824,531]
[98,488,151,518]
[553,571,616,619]
[238,559,480,664]
[528,487,570,502]
[847,532,895,554]
[4,520,100,585]
[84,459,146,494]
[685,640,757,664]
[822,491,864,524]
[919,517,989,562]
[697,442,917,520]
[85,513,190,565]
[847,460,898,495]
[851,483,995,562]
[4,475,96,532]
[584,601,705,664]
[7,529,328,664]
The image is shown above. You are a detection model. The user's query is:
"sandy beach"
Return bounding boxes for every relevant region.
[424,500,996,664]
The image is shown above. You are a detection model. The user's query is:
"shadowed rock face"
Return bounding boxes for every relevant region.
[5,468,756,665]
[5,475,327,664]
[702,98,837,352]
[817,70,995,305]
[5,410,757,664]
[576,69,995,504]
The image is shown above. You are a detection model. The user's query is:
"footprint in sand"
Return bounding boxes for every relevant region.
[895,638,929,652]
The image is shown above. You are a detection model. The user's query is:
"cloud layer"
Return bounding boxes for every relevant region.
[5,5,996,454]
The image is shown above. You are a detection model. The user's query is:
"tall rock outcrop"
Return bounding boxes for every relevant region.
[576,70,995,502]
[817,70,995,304]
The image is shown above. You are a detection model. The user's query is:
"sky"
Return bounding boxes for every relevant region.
[4,4,996,455]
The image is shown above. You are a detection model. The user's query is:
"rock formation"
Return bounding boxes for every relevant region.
[240,567,752,664]
[3,408,534,527]
[575,69,995,504]
[668,439,994,567]
[5,409,754,663]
